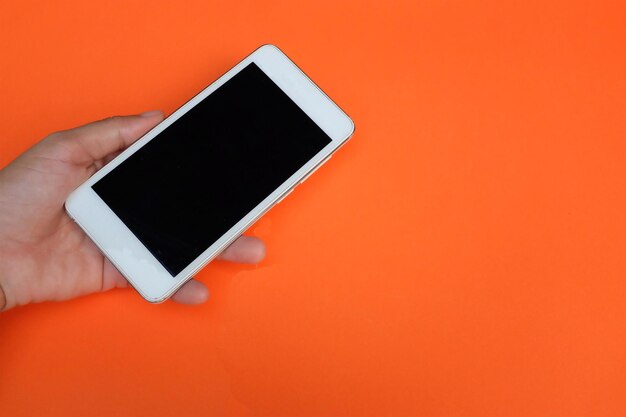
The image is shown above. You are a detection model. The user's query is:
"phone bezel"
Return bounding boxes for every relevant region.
[65,44,354,302]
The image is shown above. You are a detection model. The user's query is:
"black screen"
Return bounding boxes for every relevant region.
[93,63,331,275]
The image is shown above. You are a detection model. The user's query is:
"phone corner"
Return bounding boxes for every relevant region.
[143,295,168,304]
[335,115,355,144]
[344,117,356,140]
[257,43,282,53]
[254,44,287,59]
[135,286,169,304]
[64,188,80,219]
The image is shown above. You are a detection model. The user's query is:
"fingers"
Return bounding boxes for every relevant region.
[91,149,122,172]
[171,236,265,305]
[217,235,266,264]
[102,236,264,305]
[101,258,129,291]
[171,279,209,304]
[102,258,208,304]
[53,111,164,165]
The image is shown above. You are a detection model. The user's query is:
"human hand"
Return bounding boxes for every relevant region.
[0,111,265,311]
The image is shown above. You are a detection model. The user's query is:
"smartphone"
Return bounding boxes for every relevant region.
[65,45,354,302]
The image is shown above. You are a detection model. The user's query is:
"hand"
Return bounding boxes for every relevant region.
[0,111,265,311]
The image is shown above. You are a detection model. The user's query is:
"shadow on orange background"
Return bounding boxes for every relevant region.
[1,1,626,416]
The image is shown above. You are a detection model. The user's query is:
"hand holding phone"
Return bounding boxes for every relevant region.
[0,111,268,311]
[0,46,353,310]
[64,45,354,302]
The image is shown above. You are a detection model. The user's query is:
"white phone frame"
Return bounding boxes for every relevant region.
[65,44,355,302]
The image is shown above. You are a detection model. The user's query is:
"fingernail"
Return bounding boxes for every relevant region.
[140,110,162,117]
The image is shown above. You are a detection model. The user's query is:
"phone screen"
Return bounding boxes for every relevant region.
[92,63,331,276]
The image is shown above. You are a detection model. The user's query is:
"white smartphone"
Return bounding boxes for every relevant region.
[65,45,354,303]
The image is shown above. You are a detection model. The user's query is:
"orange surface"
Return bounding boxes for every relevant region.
[1,1,626,416]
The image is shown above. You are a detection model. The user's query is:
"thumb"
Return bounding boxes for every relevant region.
[53,110,164,165]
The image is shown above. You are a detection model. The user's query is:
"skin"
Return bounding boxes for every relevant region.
[0,111,266,311]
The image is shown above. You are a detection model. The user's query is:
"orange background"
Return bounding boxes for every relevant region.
[1,1,626,416]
